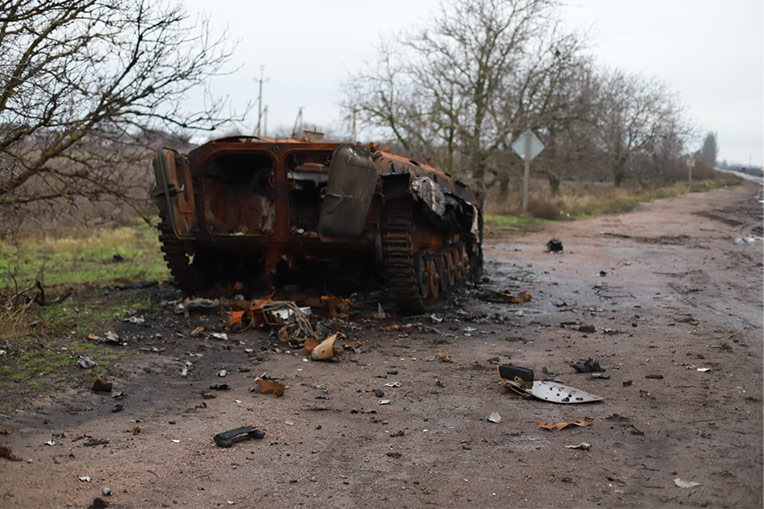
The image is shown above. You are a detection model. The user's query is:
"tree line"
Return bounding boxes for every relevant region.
[342,0,710,198]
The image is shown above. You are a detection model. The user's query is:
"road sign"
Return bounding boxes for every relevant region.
[511,130,544,161]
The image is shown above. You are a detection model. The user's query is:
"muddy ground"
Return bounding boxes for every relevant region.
[1,181,762,508]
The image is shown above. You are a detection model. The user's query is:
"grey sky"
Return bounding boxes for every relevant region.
[185,0,763,167]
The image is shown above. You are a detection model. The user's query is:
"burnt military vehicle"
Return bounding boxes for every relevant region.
[152,136,482,314]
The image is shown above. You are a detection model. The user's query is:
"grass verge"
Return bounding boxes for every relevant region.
[484,178,740,234]
[0,221,168,406]
[0,220,169,290]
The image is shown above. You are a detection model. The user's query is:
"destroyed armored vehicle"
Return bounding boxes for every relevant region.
[152,136,482,314]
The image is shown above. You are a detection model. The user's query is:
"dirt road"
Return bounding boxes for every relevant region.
[1,181,762,508]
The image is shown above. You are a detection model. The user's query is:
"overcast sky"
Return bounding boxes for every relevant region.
[183,0,763,167]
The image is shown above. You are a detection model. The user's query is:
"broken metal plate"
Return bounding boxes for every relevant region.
[528,381,603,404]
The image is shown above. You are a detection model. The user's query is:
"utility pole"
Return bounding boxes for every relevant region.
[262,105,268,137]
[254,66,268,136]
[351,107,357,141]
[292,107,304,138]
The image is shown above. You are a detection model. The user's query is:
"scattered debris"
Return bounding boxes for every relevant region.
[303,337,319,354]
[77,356,97,369]
[182,298,220,312]
[696,367,712,372]
[376,303,386,319]
[83,439,109,447]
[487,412,502,423]
[213,426,265,448]
[674,478,701,489]
[588,373,610,380]
[384,381,401,388]
[217,370,228,377]
[562,323,596,333]
[538,416,594,430]
[645,374,664,380]
[373,389,384,398]
[433,351,451,362]
[629,425,645,436]
[0,445,22,461]
[79,475,91,482]
[622,380,633,387]
[546,238,563,253]
[480,290,532,304]
[102,487,111,496]
[599,270,607,277]
[250,300,314,339]
[228,310,245,329]
[210,332,228,341]
[565,442,592,450]
[568,358,603,373]
[311,332,343,361]
[91,377,113,393]
[379,399,391,405]
[209,384,230,391]
[497,365,603,404]
[123,315,145,325]
[254,376,286,397]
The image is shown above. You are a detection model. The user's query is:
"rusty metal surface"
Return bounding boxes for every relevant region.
[151,137,482,312]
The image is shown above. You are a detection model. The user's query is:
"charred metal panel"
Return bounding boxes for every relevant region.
[152,147,197,239]
[318,144,378,240]
[201,152,275,235]
[410,175,447,217]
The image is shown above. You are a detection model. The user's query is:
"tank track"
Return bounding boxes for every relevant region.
[382,195,427,314]
[382,180,479,315]
[155,192,202,295]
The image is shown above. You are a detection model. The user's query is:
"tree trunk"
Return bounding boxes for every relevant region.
[547,173,560,194]
[498,174,510,202]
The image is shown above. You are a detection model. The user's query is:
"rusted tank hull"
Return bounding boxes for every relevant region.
[152,137,482,313]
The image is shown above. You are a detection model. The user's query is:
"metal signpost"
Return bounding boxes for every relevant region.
[511,130,545,214]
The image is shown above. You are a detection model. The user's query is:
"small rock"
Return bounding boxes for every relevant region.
[102,487,111,496]
[487,412,501,423]
[379,399,391,405]
[79,475,91,482]
[373,389,384,398]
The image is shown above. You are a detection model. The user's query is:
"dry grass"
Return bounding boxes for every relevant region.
[485,176,741,219]
[0,300,30,342]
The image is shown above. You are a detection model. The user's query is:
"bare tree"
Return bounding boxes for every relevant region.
[342,0,581,193]
[0,0,240,230]
[700,131,718,168]
[592,70,687,187]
